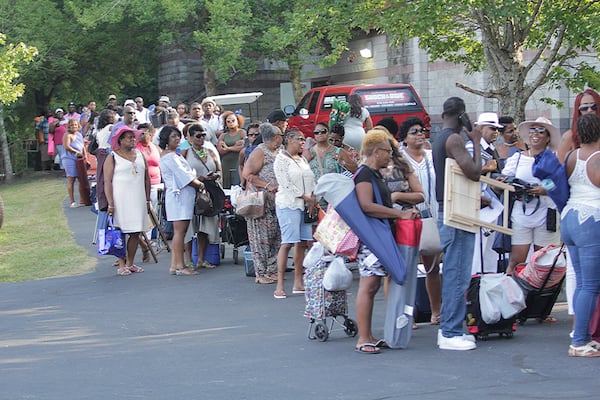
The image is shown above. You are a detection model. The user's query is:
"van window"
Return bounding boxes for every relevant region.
[355,87,423,114]
[295,92,312,113]
[320,93,349,111]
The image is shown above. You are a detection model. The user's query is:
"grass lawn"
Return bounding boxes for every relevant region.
[0,173,96,283]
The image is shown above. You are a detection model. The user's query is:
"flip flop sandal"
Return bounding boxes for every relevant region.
[355,343,381,354]
[201,261,217,269]
[273,290,287,299]
[175,268,199,276]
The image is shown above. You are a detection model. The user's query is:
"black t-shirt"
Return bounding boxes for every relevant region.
[354,166,393,209]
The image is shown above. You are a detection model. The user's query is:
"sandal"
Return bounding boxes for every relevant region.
[174,267,198,276]
[256,276,277,284]
[568,342,600,357]
[128,264,145,273]
[273,290,287,299]
[112,260,120,267]
[117,266,132,276]
[199,260,217,269]
[430,314,441,325]
[355,343,381,354]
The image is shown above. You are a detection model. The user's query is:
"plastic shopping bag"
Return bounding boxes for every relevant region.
[322,257,353,291]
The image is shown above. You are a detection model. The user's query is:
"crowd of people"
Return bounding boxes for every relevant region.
[39,89,600,357]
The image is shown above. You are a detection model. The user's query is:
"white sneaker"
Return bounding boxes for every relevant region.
[438,333,477,350]
[437,329,476,345]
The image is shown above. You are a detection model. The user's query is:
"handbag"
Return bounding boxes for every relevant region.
[515,243,566,290]
[314,206,360,257]
[304,206,319,223]
[419,208,441,256]
[395,216,422,247]
[194,188,213,216]
[236,185,265,218]
[97,216,126,258]
[202,180,225,217]
[418,158,441,255]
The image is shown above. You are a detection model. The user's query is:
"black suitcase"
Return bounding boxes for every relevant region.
[414,265,432,323]
[465,274,517,340]
[514,244,566,325]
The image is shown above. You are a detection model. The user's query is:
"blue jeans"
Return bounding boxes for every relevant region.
[438,211,475,338]
[561,209,600,346]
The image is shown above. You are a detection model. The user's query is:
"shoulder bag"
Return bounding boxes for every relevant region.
[236,184,265,218]
[419,157,442,255]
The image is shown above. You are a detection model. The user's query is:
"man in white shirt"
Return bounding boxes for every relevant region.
[134,97,151,124]
[201,97,222,146]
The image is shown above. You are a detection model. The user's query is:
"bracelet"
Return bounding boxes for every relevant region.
[265,183,271,190]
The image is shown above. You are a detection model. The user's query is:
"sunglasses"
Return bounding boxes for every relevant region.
[528,127,547,134]
[248,133,259,137]
[407,127,428,135]
[579,103,598,112]
[313,128,328,135]
[194,133,207,138]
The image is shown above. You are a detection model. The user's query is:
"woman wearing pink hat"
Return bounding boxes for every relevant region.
[104,126,151,276]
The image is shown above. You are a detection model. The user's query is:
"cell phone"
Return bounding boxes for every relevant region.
[459,112,472,132]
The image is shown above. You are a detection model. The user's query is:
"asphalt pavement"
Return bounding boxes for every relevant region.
[1,200,599,400]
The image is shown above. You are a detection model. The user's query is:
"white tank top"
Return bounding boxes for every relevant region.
[562,149,600,223]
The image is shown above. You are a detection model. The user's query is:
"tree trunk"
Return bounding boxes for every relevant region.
[204,68,217,96]
[288,55,303,103]
[0,105,14,182]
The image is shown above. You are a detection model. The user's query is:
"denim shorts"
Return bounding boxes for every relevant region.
[276,206,313,244]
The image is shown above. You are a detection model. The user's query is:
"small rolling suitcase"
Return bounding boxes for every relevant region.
[514,244,566,325]
[465,229,517,340]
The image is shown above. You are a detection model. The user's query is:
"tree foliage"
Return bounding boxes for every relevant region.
[356,0,600,120]
[0,33,37,104]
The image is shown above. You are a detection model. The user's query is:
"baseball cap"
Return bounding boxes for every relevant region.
[124,99,135,107]
[266,109,287,123]
[55,108,64,114]
[159,95,170,104]
[108,94,117,100]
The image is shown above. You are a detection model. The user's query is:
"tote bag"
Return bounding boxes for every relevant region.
[97,216,126,259]
[314,207,360,257]
[236,185,265,218]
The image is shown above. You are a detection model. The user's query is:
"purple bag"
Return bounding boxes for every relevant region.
[97,216,126,259]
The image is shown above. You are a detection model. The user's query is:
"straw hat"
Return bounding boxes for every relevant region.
[518,117,560,150]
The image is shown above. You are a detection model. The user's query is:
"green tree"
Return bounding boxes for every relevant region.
[253,0,361,102]
[356,0,600,121]
[0,32,37,181]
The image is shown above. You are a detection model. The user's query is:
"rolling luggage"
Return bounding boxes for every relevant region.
[465,229,517,340]
[514,244,566,325]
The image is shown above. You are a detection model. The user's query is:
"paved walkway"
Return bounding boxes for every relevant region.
[1,202,598,399]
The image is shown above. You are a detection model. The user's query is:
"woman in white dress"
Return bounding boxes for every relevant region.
[158,125,205,276]
[104,126,150,276]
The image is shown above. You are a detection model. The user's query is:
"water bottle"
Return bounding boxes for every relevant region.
[541,179,556,192]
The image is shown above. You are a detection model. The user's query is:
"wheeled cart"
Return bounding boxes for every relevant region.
[304,256,357,342]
